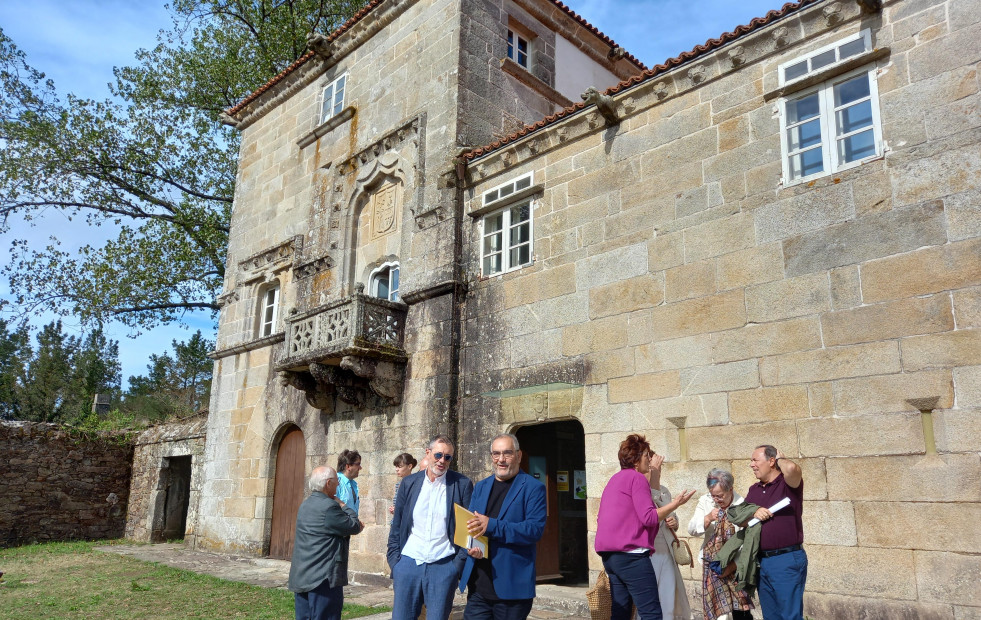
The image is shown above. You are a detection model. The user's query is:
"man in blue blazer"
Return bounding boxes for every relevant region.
[387,434,473,620]
[458,433,547,619]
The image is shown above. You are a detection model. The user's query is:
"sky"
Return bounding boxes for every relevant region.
[0,0,785,386]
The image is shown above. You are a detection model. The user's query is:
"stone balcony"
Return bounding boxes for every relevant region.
[276,285,408,409]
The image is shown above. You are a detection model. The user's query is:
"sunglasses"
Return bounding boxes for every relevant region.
[432,452,453,462]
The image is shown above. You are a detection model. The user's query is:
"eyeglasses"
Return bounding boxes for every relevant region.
[432,452,453,462]
[491,450,515,459]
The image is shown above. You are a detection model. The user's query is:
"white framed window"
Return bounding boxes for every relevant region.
[483,172,533,208]
[507,29,529,69]
[779,65,882,183]
[779,30,872,86]
[370,262,400,302]
[259,284,280,337]
[320,74,347,124]
[481,201,533,276]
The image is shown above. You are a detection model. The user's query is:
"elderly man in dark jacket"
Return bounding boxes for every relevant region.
[288,466,363,620]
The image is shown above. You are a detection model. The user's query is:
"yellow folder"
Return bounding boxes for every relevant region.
[453,503,490,559]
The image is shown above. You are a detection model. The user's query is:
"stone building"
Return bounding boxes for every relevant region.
[198,0,981,616]
[125,414,207,544]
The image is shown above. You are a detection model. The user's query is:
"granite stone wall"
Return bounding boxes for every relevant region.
[0,421,133,547]
[459,0,981,617]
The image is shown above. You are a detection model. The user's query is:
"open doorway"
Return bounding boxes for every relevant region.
[152,455,192,542]
[515,419,587,585]
[269,426,306,559]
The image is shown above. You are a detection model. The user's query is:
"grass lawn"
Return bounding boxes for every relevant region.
[0,541,388,619]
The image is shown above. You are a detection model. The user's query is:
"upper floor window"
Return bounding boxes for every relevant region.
[370,262,400,302]
[259,284,280,337]
[507,29,529,69]
[320,74,347,124]
[481,195,533,276]
[778,32,881,183]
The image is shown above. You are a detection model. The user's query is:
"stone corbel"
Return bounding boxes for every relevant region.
[279,356,405,410]
[340,356,404,406]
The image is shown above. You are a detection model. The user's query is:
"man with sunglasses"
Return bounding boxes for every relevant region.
[458,433,546,620]
[388,434,473,620]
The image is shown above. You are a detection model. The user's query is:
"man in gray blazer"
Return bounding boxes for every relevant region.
[388,434,473,620]
[288,466,363,620]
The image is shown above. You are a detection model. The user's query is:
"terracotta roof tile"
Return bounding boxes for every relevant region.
[546,0,647,71]
[225,0,385,117]
[226,0,645,119]
[463,0,823,162]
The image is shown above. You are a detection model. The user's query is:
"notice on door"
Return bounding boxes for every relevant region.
[556,471,569,492]
[574,470,586,500]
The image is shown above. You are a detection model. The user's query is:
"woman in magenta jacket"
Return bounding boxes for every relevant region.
[595,434,664,619]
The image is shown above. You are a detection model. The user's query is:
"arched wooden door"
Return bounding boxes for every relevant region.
[269,427,306,559]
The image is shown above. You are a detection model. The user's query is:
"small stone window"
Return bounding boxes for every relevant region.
[778,31,882,183]
[258,283,280,337]
[507,29,530,69]
[481,174,534,277]
[320,74,347,124]
[370,262,400,302]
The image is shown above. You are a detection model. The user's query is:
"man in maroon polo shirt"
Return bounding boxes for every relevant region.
[745,444,806,620]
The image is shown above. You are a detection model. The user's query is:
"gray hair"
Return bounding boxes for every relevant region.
[429,434,454,451]
[309,466,337,492]
[756,444,778,460]
[706,468,734,492]
[491,433,520,452]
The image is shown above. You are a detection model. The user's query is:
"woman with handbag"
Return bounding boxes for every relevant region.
[647,454,696,620]
[595,434,665,619]
[686,469,753,620]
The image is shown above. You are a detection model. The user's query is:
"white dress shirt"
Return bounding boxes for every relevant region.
[401,472,454,564]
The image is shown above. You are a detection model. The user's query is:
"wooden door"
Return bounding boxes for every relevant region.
[269,428,305,559]
[520,449,561,581]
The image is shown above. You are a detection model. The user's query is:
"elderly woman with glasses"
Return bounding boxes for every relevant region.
[686,469,753,620]
[596,434,694,620]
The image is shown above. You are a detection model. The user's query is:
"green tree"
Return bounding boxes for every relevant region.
[0,319,31,419]
[0,0,365,331]
[10,321,120,423]
[121,330,215,420]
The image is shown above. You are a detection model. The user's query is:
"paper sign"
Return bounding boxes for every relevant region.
[556,471,569,492]
[574,470,586,500]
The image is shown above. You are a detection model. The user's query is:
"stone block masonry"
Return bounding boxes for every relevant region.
[0,421,133,547]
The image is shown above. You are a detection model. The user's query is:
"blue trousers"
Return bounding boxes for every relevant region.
[294,578,343,620]
[463,591,534,620]
[758,548,808,620]
[600,552,663,620]
[392,555,459,620]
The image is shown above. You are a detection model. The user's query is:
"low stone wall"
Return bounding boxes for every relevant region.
[126,414,207,544]
[0,421,133,547]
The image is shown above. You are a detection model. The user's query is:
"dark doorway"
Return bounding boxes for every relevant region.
[155,455,192,542]
[516,419,587,585]
[269,427,306,560]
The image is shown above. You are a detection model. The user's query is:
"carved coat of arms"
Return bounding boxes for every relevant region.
[371,183,400,239]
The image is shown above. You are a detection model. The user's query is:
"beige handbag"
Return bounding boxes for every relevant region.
[668,526,695,567]
[586,569,613,620]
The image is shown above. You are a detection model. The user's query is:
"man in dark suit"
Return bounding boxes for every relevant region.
[458,433,547,620]
[388,434,474,620]
[288,466,363,620]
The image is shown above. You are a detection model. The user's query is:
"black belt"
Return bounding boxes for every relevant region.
[760,544,802,558]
